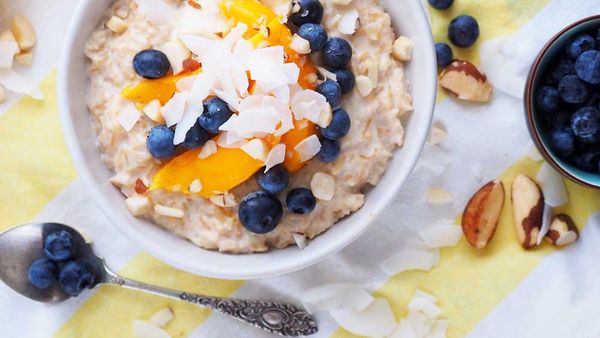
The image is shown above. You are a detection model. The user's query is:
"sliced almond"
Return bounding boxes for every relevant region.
[511,174,544,249]
[355,75,373,97]
[439,60,493,103]
[545,214,579,247]
[11,15,37,50]
[311,172,336,201]
[461,180,505,249]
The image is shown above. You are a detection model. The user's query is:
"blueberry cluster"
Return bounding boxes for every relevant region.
[238,0,354,235]
[146,97,233,160]
[538,29,600,172]
[428,1,480,69]
[27,230,97,296]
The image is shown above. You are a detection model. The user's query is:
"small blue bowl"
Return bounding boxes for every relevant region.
[525,15,600,188]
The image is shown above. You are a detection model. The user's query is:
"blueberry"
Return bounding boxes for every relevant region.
[59,259,97,296]
[238,191,283,234]
[297,23,328,52]
[428,0,453,9]
[573,147,600,172]
[570,106,600,143]
[316,80,342,107]
[286,188,316,214]
[546,58,574,86]
[331,69,355,94]
[435,43,453,68]
[43,230,76,262]
[182,121,212,149]
[291,0,324,25]
[558,74,589,104]
[575,50,600,85]
[550,127,575,158]
[448,15,479,48]
[546,109,571,129]
[536,86,560,114]
[147,126,176,160]
[317,138,341,162]
[320,108,351,140]
[132,49,171,79]
[257,165,289,194]
[199,97,233,134]
[567,34,596,60]
[323,38,353,69]
[28,259,58,289]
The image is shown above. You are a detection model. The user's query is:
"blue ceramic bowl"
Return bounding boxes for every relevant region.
[525,15,600,188]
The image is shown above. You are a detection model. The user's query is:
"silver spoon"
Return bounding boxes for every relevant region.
[0,223,318,337]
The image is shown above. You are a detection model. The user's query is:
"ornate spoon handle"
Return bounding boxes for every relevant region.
[103,269,318,337]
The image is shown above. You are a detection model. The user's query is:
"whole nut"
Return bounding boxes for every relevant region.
[511,174,544,249]
[439,60,493,103]
[545,214,579,247]
[462,180,505,249]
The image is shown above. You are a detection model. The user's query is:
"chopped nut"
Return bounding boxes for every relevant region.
[135,178,149,194]
[143,99,165,123]
[511,174,544,249]
[546,214,579,247]
[15,52,33,66]
[189,178,203,193]
[160,39,191,75]
[392,36,414,61]
[199,140,218,159]
[241,139,269,161]
[311,172,336,201]
[426,188,454,205]
[11,15,36,50]
[293,233,307,250]
[316,103,332,128]
[337,9,359,35]
[149,307,173,328]
[106,16,129,34]
[462,180,505,249]
[182,59,201,73]
[209,192,237,208]
[0,30,16,42]
[439,60,493,103]
[126,195,152,216]
[154,204,184,218]
[289,34,311,54]
[355,75,373,97]
[115,7,129,19]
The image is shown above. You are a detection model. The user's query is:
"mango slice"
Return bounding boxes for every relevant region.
[150,146,264,197]
[122,70,200,106]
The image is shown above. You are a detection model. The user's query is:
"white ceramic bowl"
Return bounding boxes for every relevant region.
[59,0,436,280]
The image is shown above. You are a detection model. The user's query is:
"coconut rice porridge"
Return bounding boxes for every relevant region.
[85,0,413,253]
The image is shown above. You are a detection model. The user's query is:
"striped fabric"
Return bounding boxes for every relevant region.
[2,1,600,337]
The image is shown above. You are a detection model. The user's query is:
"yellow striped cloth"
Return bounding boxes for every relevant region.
[2,1,600,337]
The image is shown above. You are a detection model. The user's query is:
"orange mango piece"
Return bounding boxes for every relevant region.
[150,146,264,198]
[281,120,317,173]
[122,69,200,106]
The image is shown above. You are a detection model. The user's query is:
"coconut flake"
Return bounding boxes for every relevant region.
[429,320,449,338]
[329,298,396,338]
[198,140,217,159]
[302,283,374,314]
[337,9,359,35]
[388,319,417,338]
[291,89,329,122]
[241,139,269,161]
[173,103,203,145]
[187,72,215,106]
[293,233,307,250]
[117,103,141,132]
[225,107,280,138]
[137,0,177,25]
[536,161,568,207]
[133,320,171,338]
[179,35,217,57]
[408,292,441,319]
[380,243,440,276]
[294,135,321,162]
[415,145,452,176]
[161,92,187,127]
[265,144,286,172]
[426,188,454,205]
[160,39,190,75]
[149,308,173,328]
[0,41,19,69]
[317,67,338,82]
[418,224,462,248]
[537,203,552,245]
[173,5,229,37]
[0,68,43,100]
[406,311,436,337]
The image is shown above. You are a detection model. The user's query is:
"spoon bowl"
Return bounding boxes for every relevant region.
[0,223,318,336]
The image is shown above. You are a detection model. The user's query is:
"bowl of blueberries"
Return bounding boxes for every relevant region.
[526,15,600,188]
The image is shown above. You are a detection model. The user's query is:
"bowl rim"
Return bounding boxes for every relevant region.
[58,0,437,279]
[525,14,600,189]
